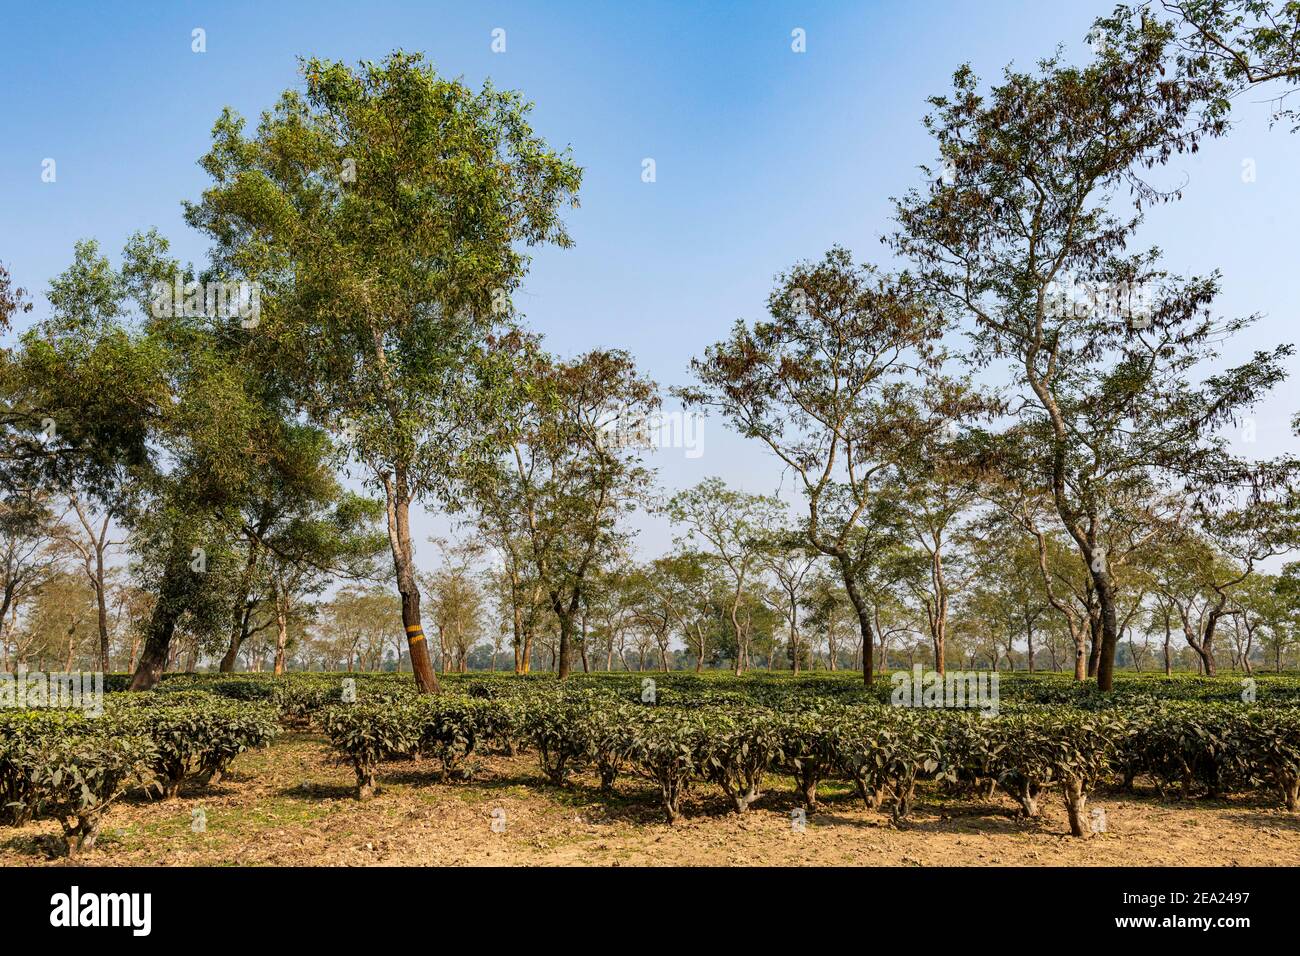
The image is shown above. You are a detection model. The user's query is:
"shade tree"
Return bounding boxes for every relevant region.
[892,38,1295,688]
[665,478,786,676]
[183,52,582,692]
[679,248,949,685]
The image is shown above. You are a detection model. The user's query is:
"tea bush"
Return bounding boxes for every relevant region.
[16,728,157,855]
[10,670,1300,854]
[107,698,281,797]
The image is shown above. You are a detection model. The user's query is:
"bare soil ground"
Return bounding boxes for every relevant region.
[3,732,1298,867]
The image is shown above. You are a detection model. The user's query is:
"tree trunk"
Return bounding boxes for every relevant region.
[94,561,109,672]
[1086,602,1102,679]
[837,557,875,687]
[1092,572,1121,691]
[130,604,178,691]
[219,539,261,673]
[129,542,190,691]
[1170,616,1180,676]
[553,588,581,680]
[272,595,288,675]
[730,587,744,677]
[932,555,947,676]
[556,617,570,678]
[220,600,255,673]
[1062,776,1089,838]
[1199,607,1222,676]
[1072,623,1087,682]
[383,472,438,694]
[512,603,524,673]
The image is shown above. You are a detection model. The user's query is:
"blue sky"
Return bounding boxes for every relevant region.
[3,0,1298,562]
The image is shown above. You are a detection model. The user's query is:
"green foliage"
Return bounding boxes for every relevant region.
[700,708,779,812]
[772,705,841,811]
[321,700,423,799]
[1122,702,1255,799]
[0,710,89,825]
[11,672,1300,857]
[185,50,583,507]
[523,693,599,786]
[322,694,508,797]
[1242,706,1300,810]
[833,707,947,820]
[8,725,156,855]
[107,698,280,797]
[625,709,709,823]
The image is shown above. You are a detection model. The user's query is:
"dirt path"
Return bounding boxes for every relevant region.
[4,732,1298,866]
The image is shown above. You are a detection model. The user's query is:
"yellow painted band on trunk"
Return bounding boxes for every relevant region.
[408,633,425,644]
[405,624,423,633]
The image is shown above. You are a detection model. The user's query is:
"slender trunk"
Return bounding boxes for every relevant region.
[219,539,261,673]
[789,612,799,674]
[272,594,288,675]
[512,603,524,673]
[1027,349,1119,691]
[93,561,109,672]
[1072,623,1087,682]
[1163,614,1173,675]
[1086,602,1102,678]
[837,557,874,687]
[730,587,744,677]
[383,472,438,694]
[1025,613,1035,673]
[1200,606,1222,677]
[932,551,947,676]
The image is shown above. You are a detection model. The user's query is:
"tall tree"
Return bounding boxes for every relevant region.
[666,479,785,676]
[8,234,261,689]
[55,497,121,671]
[481,348,657,679]
[680,248,948,685]
[892,43,1292,689]
[755,528,820,673]
[645,550,720,673]
[184,52,582,692]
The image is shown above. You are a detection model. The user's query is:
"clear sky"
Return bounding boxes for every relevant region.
[3,0,1298,566]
